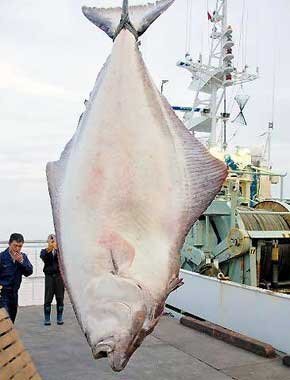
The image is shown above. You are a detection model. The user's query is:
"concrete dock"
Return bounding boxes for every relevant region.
[15,305,289,380]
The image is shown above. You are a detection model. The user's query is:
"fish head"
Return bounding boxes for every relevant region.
[82,274,157,371]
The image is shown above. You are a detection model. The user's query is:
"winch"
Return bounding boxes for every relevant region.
[181,170,290,293]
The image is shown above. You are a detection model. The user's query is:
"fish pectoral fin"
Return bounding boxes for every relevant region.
[99,231,136,274]
[167,277,184,295]
[109,248,133,275]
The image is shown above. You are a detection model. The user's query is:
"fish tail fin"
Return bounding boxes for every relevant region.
[82,0,175,39]
[82,6,120,39]
[131,0,175,37]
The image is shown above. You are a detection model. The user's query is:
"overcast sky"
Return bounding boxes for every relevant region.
[0,0,289,240]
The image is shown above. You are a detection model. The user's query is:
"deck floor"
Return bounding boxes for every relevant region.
[15,305,289,380]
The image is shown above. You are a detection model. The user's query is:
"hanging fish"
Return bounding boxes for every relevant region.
[46,0,227,372]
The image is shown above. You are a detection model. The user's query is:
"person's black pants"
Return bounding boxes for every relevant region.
[44,273,64,307]
[0,288,18,323]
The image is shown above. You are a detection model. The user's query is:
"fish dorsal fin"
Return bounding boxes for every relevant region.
[82,0,175,39]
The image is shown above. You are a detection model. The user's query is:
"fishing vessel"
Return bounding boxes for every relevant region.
[171,0,290,292]
[167,0,290,355]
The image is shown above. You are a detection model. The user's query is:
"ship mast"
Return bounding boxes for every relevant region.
[177,0,258,150]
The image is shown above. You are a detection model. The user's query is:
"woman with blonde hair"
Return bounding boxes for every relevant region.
[40,234,64,325]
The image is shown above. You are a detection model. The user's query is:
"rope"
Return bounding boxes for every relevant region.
[185,0,190,53]
[184,0,193,54]
[236,0,246,67]
[188,0,193,53]
[243,8,248,68]
[271,27,278,125]
[229,0,246,115]
[206,0,210,55]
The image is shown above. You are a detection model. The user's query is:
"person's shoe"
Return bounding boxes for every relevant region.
[44,305,51,326]
[56,305,64,325]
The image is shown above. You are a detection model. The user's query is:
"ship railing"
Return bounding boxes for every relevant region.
[228,169,287,201]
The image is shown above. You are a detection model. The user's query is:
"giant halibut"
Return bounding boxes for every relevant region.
[46,0,227,372]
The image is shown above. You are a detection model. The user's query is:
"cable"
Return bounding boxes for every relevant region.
[271,34,278,126]
[236,0,245,68]
[188,0,193,53]
[243,7,248,68]
[206,0,210,55]
[228,0,246,115]
[228,124,242,143]
[185,0,190,54]
[185,0,193,54]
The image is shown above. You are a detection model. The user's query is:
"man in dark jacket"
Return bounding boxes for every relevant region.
[0,233,33,322]
[40,234,65,326]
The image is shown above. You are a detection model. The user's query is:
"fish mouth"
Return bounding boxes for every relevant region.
[93,342,129,371]
[92,337,115,359]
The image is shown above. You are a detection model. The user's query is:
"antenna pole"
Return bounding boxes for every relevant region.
[267,121,273,169]
[177,0,258,143]
[223,88,228,150]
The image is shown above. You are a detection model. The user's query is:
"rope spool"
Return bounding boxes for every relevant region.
[239,213,290,231]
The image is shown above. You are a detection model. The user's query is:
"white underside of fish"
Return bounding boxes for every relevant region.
[47,27,227,371]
